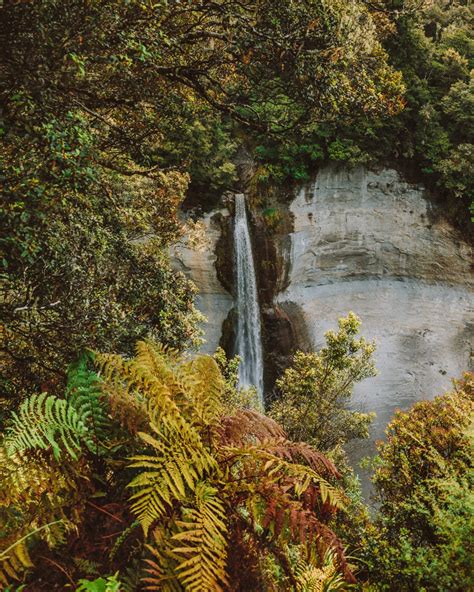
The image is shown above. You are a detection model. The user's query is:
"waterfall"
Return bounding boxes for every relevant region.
[234,193,264,400]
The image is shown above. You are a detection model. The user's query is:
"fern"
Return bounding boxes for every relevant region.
[181,356,225,429]
[143,527,183,592]
[221,440,345,510]
[0,447,86,544]
[73,557,102,577]
[294,548,347,592]
[128,416,217,535]
[99,342,221,536]
[4,392,89,460]
[118,564,143,592]
[171,482,228,591]
[0,522,63,587]
[109,521,140,562]
[98,341,354,589]
[0,537,33,588]
[142,483,228,592]
[66,354,111,450]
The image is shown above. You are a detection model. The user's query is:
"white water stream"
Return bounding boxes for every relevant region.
[234,194,264,400]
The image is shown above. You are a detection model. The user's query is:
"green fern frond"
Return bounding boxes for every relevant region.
[4,393,89,460]
[73,557,102,577]
[119,564,144,592]
[66,355,111,448]
[76,572,121,592]
[108,520,140,562]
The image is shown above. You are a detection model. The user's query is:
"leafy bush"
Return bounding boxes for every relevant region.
[362,373,474,591]
[269,313,376,452]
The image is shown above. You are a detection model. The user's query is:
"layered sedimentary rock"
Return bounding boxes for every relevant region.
[170,209,233,354]
[277,164,473,493]
[172,165,473,499]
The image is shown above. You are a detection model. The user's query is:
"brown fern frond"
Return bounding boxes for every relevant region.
[276,441,341,480]
[101,381,147,435]
[220,409,287,445]
[221,440,345,510]
[257,486,355,584]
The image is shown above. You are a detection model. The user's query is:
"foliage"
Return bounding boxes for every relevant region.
[4,392,90,460]
[66,354,112,451]
[0,0,472,589]
[0,341,353,590]
[383,0,474,220]
[0,530,34,588]
[0,0,407,401]
[293,548,348,592]
[269,313,376,452]
[213,347,262,412]
[0,104,201,401]
[76,573,122,592]
[98,341,353,591]
[253,0,473,225]
[361,373,474,591]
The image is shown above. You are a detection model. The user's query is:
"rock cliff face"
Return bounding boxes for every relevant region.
[172,165,473,495]
[170,209,233,354]
[277,164,473,493]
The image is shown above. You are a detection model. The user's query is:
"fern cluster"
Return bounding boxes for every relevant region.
[98,341,352,591]
[0,356,109,587]
[1,342,352,590]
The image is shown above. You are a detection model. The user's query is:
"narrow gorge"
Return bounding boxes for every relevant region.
[173,164,474,494]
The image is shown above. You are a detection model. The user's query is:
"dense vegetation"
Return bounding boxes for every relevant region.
[1,0,472,590]
[0,342,355,590]
[362,373,474,591]
[252,0,474,230]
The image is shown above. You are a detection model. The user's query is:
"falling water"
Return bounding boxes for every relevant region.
[234,193,264,400]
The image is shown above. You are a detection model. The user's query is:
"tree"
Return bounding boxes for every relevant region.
[0,0,404,401]
[362,373,474,592]
[254,0,473,224]
[269,313,377,452]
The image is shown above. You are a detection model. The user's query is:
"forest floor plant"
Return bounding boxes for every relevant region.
[0,342,355,591]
